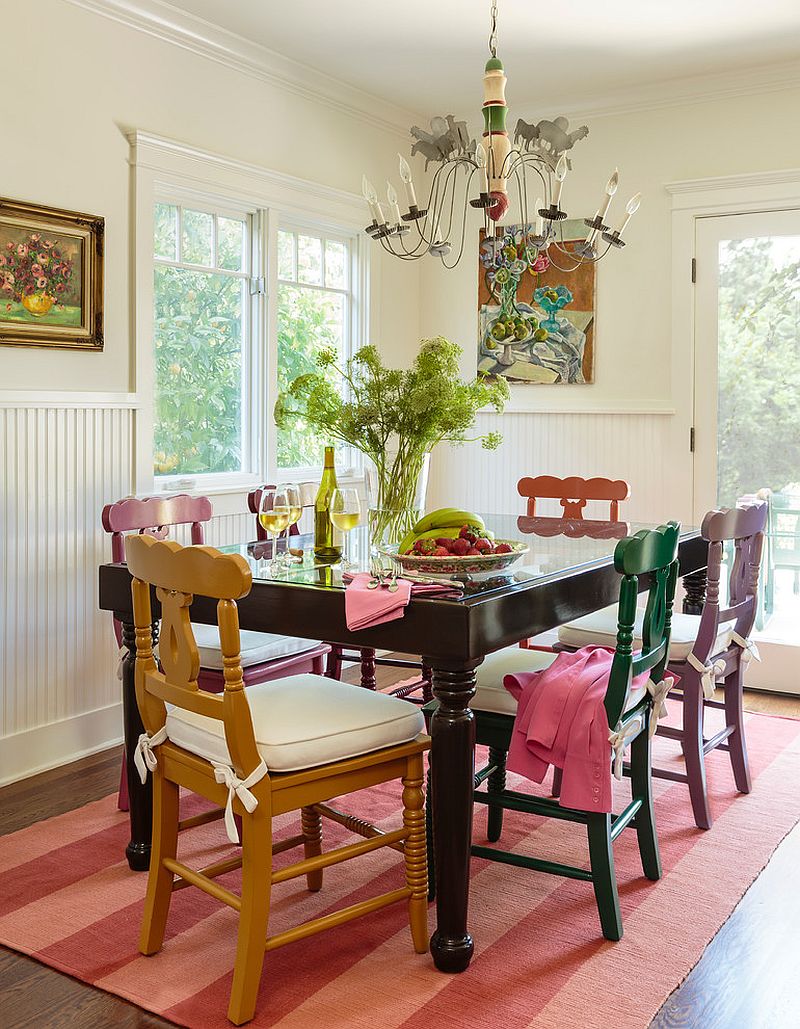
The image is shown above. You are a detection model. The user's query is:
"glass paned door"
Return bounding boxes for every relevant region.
[694,210,800,693]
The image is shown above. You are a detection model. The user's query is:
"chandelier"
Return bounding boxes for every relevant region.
[361,0,640,274]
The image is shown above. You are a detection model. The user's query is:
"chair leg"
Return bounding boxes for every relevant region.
[325,644,343,680]
[359,647,377,690]
[425,757,436,902]
[227,808,272,1026]
[723,665,752,795]
[301,805,323,892]
[683,675,713,830]
[486,747,507,843]
[551,766,563,798]
[117,753,130,812]
[629,717,662,882]
[139,772,179,956]
[402,753,429,954]
[587,812,623,942]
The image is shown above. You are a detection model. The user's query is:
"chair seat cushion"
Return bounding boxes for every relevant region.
[165,674,425,772]
[557,605,735,662]
[471,645,648,717]
[191,623,323,670]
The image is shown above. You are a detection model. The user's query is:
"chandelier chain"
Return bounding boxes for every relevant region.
[488,0,498,57]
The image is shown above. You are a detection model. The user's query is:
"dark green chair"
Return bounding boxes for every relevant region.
[424,521,680,941]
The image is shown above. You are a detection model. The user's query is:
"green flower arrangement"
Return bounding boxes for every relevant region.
[274,337,509,542]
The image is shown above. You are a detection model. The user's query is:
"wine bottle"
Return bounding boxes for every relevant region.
[314,446,342,560]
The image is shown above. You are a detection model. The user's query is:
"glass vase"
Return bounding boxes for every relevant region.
[365,442,430,551]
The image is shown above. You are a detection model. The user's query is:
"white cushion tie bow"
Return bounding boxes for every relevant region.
[646,676,675,737]
[116,646,128,682]
[686,653,727,700]
[133,726,169,784]
[608,717,643,780]
[731,631,761,665]
[213,760,268,844]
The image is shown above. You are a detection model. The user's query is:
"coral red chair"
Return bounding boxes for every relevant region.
[517,474,630,520]
[103,494,329,810]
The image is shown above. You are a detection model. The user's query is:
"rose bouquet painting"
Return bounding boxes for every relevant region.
[0,230,80,325]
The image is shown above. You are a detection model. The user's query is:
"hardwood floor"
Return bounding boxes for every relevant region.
[1,671,798,1029]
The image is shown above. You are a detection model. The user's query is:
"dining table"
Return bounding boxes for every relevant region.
[98,512,707,974]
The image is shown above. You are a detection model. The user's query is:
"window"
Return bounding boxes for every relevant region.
[276,228,353,471]
[152,202,251,480]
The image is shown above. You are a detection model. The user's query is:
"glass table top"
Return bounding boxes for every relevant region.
[218,514,696,602]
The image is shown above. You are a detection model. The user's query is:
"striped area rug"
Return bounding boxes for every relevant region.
[2,709,800,1029]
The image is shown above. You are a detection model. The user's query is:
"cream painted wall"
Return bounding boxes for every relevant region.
[422,84,800,521]
[0,0,421,392]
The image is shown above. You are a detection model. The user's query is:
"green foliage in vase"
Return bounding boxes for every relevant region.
[274,336,509,460]
[275,337,508,539]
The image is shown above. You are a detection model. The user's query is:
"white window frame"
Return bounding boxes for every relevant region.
[273,219,361,481]
[130,131,371,499]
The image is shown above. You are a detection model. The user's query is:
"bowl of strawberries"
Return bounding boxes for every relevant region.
[382,522,529,577]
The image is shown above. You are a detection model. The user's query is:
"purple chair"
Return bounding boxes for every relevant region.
[102,494,330,811]
[656,502,767,828]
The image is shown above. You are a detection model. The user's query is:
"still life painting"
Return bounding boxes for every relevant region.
[0,197,104,350]
[478,219,596,383]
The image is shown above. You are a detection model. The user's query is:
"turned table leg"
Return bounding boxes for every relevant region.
[428,661,478,973]
[359,647,377,690]
[121,619,153,871]
[682,567,708,615]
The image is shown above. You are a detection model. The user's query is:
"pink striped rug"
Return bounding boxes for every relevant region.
[2,709,800,1029]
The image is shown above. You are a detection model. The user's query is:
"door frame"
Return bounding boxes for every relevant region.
[667,169,800,693]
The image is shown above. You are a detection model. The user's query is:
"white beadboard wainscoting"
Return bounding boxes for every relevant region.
[427,410,691,526]
[0,394,254,786]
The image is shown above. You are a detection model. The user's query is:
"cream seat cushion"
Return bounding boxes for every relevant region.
[557,605,735,662]
[472,645,648,717]
[165,674,424,773]
[191,623,323,670]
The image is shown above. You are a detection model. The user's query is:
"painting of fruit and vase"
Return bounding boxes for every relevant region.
[0,197,104,350]
[478,220,595,383]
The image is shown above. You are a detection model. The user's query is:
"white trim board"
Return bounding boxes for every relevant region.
[64,0,421,136]
[0,391,140,408]
[0,703,123,788]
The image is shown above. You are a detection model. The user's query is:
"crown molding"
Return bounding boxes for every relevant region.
[63,0,421,137]
[665,167,800,195]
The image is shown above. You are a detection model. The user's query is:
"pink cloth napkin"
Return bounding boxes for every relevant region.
[344,573,458,630]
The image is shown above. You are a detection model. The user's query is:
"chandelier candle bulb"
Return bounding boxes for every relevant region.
[398,154,417,207]
[534,196,543,235]
[362,175,381,223]
[595,168,619,223]
[617,192,642,235]
[552,154,568,207]
[386,181,402,225]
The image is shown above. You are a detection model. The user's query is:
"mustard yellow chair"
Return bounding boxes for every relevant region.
[127,534,429,1025]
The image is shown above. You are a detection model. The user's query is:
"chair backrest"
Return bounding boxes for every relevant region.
[605,521,681,727]
[247,482,317,541]
[126,533,262,778]
[690,502,767,663]
[517,475,630,520]
[102,494,212,563]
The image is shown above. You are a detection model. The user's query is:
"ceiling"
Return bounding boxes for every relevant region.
[161,0,800,117]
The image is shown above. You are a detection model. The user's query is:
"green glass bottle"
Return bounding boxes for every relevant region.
[314,446,342,561]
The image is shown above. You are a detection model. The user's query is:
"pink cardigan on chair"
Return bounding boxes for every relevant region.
[503,647,649,813]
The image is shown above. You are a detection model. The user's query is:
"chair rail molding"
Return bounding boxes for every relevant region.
[63,0,421,137]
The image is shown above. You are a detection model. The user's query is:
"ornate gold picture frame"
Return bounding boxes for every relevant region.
[0,197,104,351]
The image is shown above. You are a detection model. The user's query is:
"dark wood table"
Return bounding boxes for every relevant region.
[98,514,706,974]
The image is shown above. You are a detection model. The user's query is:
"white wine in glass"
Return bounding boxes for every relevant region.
[330,487,362,570]
[283,482,303,563]
[259,486,291,574]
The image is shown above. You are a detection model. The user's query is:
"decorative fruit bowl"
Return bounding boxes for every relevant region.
[381,539,529,577]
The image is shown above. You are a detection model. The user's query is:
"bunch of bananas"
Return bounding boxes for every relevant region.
[398,508,490,555]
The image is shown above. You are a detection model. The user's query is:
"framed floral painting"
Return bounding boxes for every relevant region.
[477,219,595,383]
[0,197,104,350]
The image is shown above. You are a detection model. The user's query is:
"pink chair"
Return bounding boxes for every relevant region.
[102,494,330,810]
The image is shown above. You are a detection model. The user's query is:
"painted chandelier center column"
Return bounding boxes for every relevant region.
[481,55,510,222]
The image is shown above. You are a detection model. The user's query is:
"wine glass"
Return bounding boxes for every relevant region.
[330,487,362,572]
[280,481,303,563]
[258,485,291,575]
